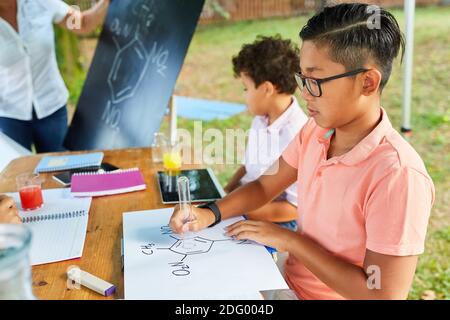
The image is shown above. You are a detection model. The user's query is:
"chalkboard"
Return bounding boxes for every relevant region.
[64,0,205,150]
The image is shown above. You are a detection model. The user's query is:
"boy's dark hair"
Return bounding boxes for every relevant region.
[299,3,405,90]
[232,35,300,94]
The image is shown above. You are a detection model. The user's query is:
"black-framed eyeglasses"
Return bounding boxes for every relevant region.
[294,68,369,97]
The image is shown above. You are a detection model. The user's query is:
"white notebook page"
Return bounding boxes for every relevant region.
[8,188,92,265]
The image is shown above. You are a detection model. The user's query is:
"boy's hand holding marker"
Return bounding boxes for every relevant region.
[170,204,215,234]
[170,176,216,234]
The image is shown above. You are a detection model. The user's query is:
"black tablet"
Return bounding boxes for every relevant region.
[157,168,225,204]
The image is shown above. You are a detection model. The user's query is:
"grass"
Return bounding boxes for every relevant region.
[59,5,449,300]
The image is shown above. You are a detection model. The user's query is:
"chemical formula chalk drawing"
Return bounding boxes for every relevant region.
[102,0,169,131]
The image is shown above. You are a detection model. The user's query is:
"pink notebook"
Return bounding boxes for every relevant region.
[70,168,146,197]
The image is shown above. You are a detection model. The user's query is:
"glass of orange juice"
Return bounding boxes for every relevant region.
[162,143,182,193]
[163,143,182,175]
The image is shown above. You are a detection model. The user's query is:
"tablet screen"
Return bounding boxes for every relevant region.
[157,169,223,204]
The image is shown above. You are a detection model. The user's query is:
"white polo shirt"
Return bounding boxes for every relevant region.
[0,0,70,120]
[241,96,308,207]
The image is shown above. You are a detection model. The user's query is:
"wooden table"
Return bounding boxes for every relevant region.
[0,147,200,300]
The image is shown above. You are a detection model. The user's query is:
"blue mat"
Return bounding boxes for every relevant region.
[175,96,246,121]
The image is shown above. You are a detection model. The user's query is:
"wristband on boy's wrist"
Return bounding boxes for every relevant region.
[197,201,221,228]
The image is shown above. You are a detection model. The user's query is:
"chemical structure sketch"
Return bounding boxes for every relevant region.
[139,225,254,277]
[107,0,168,104]
[108,31,150,104]
[100,0,170,135]
[157,235,230,262]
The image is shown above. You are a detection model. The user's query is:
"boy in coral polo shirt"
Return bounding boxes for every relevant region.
[170,3,435,299]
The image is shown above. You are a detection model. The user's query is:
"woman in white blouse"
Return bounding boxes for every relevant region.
[0,0,109,152]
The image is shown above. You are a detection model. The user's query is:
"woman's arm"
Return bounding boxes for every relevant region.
[59,0,110,35]
[226,221,418,299]
[224,165,246,194]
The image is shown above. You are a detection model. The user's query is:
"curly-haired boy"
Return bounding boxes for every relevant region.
[224,35,308,231]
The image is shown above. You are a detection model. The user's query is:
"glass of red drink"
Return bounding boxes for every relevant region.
[16,173,44,211]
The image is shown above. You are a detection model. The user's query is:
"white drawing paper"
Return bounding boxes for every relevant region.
[123,208,289,300]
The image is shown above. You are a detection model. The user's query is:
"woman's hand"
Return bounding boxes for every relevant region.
[61,0,110,35]
[225,220,295,252]
[169,204,215,234]
[0,195,22,224]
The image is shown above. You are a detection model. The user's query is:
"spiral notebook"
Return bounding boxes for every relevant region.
[71,168,146,197]
[34,152,104,173]
[8,188,92,266]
